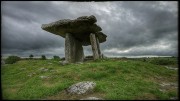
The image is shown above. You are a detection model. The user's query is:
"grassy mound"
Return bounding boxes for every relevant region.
[1,58,178,100]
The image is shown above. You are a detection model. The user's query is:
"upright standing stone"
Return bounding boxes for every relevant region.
[96,37,102,58]
[90,33,101,60]
[75,38,84,62]
[65,33,84,63]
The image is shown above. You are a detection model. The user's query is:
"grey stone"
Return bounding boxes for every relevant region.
[59,61,68,65]
[39,67,44,70]
[41,15,107,63]
[44,69,48,71]
[80,97,103,100]
[32,72,36,75]
[48,63,52,65]
[41,15,106,46]
[39,67,49,72]
[159,89,166,92]
[65,33,84,63]
[159,82,178,92]
[1,60,5,65]
[66,81,96,95]
[164,66,178,70]
[90,33,101,60]
[170,97,178,100]
[96,36,101,58]
[28,74,32,77]
[28,72,36,77]
[40,76,49,79]
[159,82,178,87]
[76,62,83,64]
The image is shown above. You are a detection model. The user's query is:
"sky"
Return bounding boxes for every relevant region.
[1,1,178,58]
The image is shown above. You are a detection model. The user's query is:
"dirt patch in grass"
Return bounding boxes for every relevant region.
[42,82,56,87]
[7,88,19,93]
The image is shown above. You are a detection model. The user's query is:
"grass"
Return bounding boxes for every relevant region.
[1,57,178,100]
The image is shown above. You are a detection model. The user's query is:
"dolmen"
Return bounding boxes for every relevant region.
[41,15,107,63]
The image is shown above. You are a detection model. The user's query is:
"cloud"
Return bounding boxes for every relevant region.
[1,1,178,58]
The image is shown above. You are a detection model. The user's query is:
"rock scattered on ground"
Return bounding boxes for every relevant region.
[170,97,178,100]
[28,74,32,77]
[48,63,53,65]
[40,76,49,79]
[39,67,49,72]
[66,81,96,95]
[1,60,5,65]
[159,82,178,93]
[76,62,83,65]
[28,72,36,77]
[60,61,68,66]
[159,82,178,87]
[164,66,178,70]
[80,97,103,100]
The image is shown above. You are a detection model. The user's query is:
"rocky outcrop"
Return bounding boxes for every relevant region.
[66,81,96,95]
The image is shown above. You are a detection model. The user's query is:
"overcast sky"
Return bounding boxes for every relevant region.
[1,1,178,58]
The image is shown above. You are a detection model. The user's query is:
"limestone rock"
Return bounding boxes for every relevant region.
[59,61,68,65]
[170,97,178,100]
[159,82,178,93]
[159,82,178,87]
[76,62,83,64]
[39,76,49,79]
[41,15,107,63]
[66,81,96,94]
[41,15,107,46]
[77,15,97,24]
[28,72,36,77]
[39,67,49,72]
[48,62,52,65]
[1,60,5,65]
[90,33,101,60]
[164,66,178,70]
[65,33,84,63]
[80,97,103,100]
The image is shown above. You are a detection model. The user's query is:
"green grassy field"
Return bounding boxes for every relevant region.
[1,57,178,100]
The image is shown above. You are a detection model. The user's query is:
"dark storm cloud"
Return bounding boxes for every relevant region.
[1,2,66,50]
[1,1,178,57]
[100,1,177,49]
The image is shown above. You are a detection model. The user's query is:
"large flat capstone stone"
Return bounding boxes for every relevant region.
[41,15,107,46]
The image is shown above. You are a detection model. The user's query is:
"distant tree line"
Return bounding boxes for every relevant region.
[3,54,64,64]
